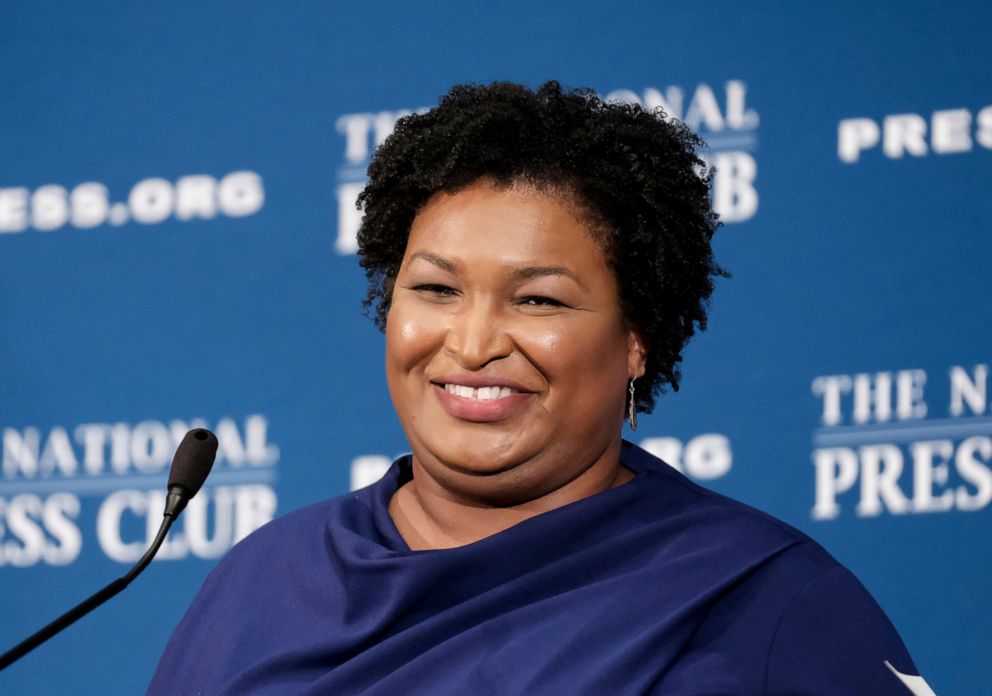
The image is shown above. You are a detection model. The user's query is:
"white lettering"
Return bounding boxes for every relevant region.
[2,427,40,478]
[31,185,69,231]
[69,182,109,228]
[931,108,972,154]
[883,114,928,158]
[75,423,110,475]
[724,80,758,130]
[910,440,955,513]
[838,118,880,163]
[812,375,853,426]
[3,495,46,566]
[812,447,859,520]
[684,84,724,132]
[857,444,910,517]
[110,422,131,474]
[244,415,279,465]
[0,494,83,567]
[129,421,173,473]
[853,372,893,424]
[977,106,992,149]
[712,151,758,223]
[96,485,276,563]
[38,427,78,477]
[895,370,928,420]
[639,435,734,480]
[175,175,218,220]
[215,418,246,466]
[336,113,376,164]
[335,182,365,254]
[949,364,988,416]
[0,187,29,233]
[41,493,81,565]
[956,436,992,511]
[6,415,277,480]
[350,455,392,491]
[217,171,264,217]
[129,178,174,224]
[603,82,756,131]
[97,490,147,563]
[683,434,732,479]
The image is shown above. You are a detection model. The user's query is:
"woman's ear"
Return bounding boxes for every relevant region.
[626,328,649,379]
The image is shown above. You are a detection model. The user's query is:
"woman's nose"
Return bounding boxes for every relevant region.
[443,300,512,369]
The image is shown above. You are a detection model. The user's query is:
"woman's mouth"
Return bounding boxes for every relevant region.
[442,384,516,401]
[432,381,533,422]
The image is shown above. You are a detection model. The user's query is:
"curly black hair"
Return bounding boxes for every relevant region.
[356,81,725,413]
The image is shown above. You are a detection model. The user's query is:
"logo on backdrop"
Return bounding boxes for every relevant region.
[838,103,992,163]
[348,433,732,491]
[0,171,264,235]
[0,414,279,567]
[332,80,759,254]
[810,363,991,519]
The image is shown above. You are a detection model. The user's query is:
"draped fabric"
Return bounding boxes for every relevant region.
[149,442,920,695]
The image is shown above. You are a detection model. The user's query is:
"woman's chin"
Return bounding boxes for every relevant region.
[433,447,531,478]
[412,437,536,483]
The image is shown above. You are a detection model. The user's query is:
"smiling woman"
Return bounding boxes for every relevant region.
[386,182,644,539]
[149,82,931,695]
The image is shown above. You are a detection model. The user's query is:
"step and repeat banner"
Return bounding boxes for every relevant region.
[1,3,989,694]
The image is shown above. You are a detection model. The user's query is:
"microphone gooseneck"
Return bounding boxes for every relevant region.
[0,428,218,671]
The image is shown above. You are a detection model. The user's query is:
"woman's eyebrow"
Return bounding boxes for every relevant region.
[513,265,579,282]
[408,252,580,285]
[409,251,458,273]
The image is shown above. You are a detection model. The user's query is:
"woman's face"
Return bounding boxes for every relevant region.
[386,179,646,504]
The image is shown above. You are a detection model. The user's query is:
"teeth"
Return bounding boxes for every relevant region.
[444,384,515,400]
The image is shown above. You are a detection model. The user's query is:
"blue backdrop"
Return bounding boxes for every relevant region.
[1,2,989,693]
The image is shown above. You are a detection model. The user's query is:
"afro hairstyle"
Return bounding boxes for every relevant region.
[356,80,725,413]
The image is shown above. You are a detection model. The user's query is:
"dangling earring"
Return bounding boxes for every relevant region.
[627,378,638,431]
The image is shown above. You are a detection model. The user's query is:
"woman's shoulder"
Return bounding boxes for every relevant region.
[624,441,837,572]
[624,443,924,693]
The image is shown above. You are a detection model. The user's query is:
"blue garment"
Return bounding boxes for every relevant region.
[149,442,923,695]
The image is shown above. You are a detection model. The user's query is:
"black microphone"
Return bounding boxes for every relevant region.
[165,428,218,517]
[0,428,219,671]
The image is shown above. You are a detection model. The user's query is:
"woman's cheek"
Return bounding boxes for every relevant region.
[520,314,610,359]
[518,323,565,363]
[387,303,446,367]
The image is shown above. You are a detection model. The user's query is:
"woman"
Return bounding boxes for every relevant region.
[150,82,930,694]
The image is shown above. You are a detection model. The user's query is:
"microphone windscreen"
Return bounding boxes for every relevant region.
[167,429,218,497]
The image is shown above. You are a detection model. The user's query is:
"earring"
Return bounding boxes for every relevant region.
[627,378,638,431]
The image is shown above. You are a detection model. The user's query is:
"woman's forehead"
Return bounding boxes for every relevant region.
[404,180,608,271]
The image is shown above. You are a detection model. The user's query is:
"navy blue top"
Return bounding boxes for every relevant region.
[149,442,925,695]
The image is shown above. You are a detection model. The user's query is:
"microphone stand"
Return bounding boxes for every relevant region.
[0,504,178,670]
[0,427,215,672]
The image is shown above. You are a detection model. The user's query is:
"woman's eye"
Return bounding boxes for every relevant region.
[519,295,566,307]
[412,284,457,297]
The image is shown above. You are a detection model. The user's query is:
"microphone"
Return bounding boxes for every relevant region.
[0,428,219,671]
[166,428,218,517]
